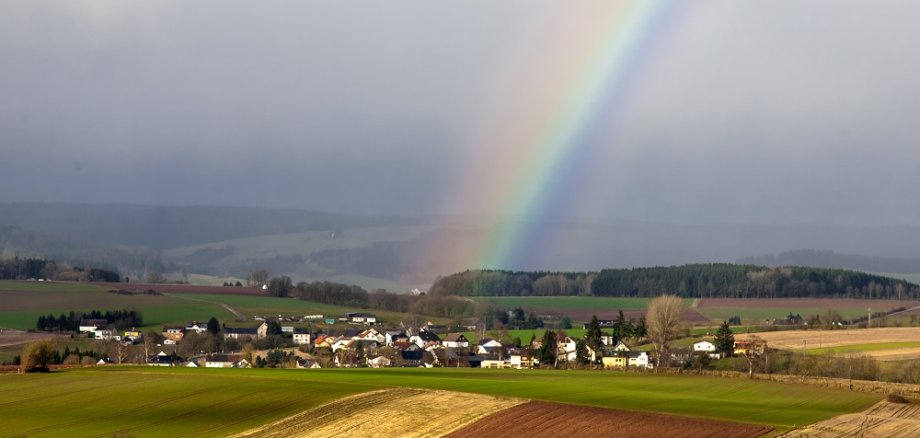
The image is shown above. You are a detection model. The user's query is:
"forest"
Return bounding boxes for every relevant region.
[428,264,920,299]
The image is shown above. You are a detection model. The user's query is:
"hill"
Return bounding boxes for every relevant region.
[738,249,920,275]
[429,264,920,300]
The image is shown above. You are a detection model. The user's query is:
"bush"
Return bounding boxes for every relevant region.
[887,393,909,404]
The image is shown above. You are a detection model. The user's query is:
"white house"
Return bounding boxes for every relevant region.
[367,356,392,368]
[185,322,208,334]
[442,333,469,348]
[410,329,441,348]
[293,329,311,345]
[205,354,250,368]
[79,319,108,333]
[560,336,598,362]
[693,340,721,359]
[477,338,503,355]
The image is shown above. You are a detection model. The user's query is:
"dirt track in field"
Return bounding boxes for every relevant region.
[754,327,920,350]
[780,401,920,438]
[228,388,523,438]
[446,400,770,438]
[0,328,68,347]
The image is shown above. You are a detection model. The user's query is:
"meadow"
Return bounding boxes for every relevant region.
[0,366,880,437]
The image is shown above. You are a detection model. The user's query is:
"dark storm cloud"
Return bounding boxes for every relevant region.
[2,1,920,225]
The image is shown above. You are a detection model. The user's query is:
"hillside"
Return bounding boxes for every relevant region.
[429,264,920,300]
[738,250,920,275]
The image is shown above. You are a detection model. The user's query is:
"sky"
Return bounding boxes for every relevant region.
[2,1,920,226]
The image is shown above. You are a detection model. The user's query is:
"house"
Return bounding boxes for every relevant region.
[296,358,322,369]
[185,321,208,334]
[96,357,114,365]
[256,322,270,338]
[344,313,377,325]
[356,328,384,344]
[185,360,199,367]
[612,341,631,352]
[123,330,142,342]
[281,326,294,333]
[582,320,615,329]
[560,337,598,362]
[734,339,767,356]
[79,319,108,333]
[331,337,353,352]
[477,338,503,356]
[442,333,470,348]
[602,351,652,369]
[313,335,334,349]
[367,356,392,368]
[410,329,441,348]
[293,328,311,345]
[93,328,116,341]
[162,326,185,342]
[460,318,485,331]
[324,318,337,325]
[385,331,409,346]
[510,353,536,369]
[304,314,324,321]
[693,341,721,359]
[393,342,424,366]
[148,351,174,367]
[223,327,258,340]
[205,354,250,368]
[480,358,507,369]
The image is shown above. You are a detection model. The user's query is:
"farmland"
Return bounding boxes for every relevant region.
[754,327,920,361]
[0,366,880,437]
[697,298,920,324]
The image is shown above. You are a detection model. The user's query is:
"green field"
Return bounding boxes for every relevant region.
[0,281,236,330]
[468,296,663,311]
[699,307,872,323]
[461,328,587,344]
[0,367,879,437]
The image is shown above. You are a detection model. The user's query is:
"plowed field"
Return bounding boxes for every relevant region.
[780,401,920,437]
[756,327,920,350]
[446,400,770,438]
[230,388,523,438]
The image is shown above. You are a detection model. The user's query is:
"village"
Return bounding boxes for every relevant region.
[73,312,766,371]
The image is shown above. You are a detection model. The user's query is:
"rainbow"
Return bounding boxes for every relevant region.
[432,1,679,272]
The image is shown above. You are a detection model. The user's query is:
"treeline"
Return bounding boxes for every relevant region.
[0,257,120,282]
[36,309,143,332]
[429,265,920,299]
[591,264,920,299]
[428,270,595,297]
[294,281,475,318]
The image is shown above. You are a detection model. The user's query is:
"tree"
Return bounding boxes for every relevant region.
[20,339,56,372]
[266,320,283,336]
[714,320,734,358]
[558,315,572,329]
[247,269,269,287]
[574,339,590,368]
[646,295,684,371]
[585,315,604,354]
[267,276,293,298]
[355,340,365,366]
[207,317,220,335]
[145,271,165,284]
[538,330,557,366]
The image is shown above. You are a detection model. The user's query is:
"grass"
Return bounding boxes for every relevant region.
[699,307,872,323]
[0,281,234,330]
[171,293,448,326]
[0,366,880,436]
[468,296,660,311]
[461,328,587,344]
[805,341,920,355]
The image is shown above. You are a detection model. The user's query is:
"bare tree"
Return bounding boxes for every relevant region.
[646,295,685,371]
[246,269,269,287]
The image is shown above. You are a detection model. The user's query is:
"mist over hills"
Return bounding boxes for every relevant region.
[2,202,920,289]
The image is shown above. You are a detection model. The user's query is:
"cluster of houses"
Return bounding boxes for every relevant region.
[78,319,141,343]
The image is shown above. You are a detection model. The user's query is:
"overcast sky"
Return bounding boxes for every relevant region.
[2,1,920,226]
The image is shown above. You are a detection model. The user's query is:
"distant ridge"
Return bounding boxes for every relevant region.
[738,250,920,275]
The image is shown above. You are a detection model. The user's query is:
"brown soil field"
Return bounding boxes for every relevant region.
[698,298,919,310]
[92,282,266,296]
[229,388,523,438]
[780,401,920,437]
[446,400,771,438]
[0,329,68,347]
[755,327,920,350]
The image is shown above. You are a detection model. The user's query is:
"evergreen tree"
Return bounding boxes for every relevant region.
[586,315,604,354]
[539,330,557,365]
[575,339,590,367]
[207,317,220,335]
[714,320,735,357]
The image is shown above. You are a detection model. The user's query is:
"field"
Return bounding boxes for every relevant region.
[447,400,771,438]
[468,296,709,323]
[231,388,522,438]
[754,327,920,361]
[0,366,879,437]
[697,298,920,324]
[780,400,920,437]
[0,281,444,332]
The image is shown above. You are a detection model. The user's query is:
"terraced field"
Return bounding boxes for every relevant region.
[780,400,920,437]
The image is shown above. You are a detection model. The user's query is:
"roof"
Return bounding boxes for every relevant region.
[293,328,310,334]
[206,354,243,363]
[224,327,258,335]
[444,333,467,342]
[163,325,184,331]
[80,319,108,326]
[417,330,441,342]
